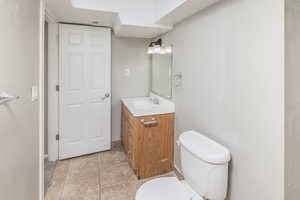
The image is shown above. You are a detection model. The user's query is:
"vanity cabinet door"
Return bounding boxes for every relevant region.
[127,124,133,164]
[121,105,138,170]
[121,105,128,152]
[121,103,174,179]
[137,114,174,178]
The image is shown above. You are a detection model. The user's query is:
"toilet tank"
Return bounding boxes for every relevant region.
[179,131,231,200]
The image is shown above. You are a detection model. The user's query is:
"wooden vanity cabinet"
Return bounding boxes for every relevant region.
[121,103,174,179]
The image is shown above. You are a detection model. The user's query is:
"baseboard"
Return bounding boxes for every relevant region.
[174,164,184,180]
[112,136,121,142]
[174,164,182,174]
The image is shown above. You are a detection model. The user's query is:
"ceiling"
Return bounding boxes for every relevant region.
[46,0,115,27]
[46,0,222,38]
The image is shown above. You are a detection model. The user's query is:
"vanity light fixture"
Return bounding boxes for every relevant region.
[160,46,172,55]
[148,39,162,55]
[147,38,172,55]
[160,46,166,54]
[164,46,172,54]
[149,38,162,48]
[153,45,161,54]
[147,46,154,54]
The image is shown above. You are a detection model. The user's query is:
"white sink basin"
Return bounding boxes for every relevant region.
[133,100,157,110]
[122,96,174,117]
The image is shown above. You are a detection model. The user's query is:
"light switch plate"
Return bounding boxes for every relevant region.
[121,68,131,77]
[31,85,38,101]
[124,68,130,77]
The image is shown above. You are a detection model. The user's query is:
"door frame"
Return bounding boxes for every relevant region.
[45,5,60,163]
[47,22,59,162]
[39,0,46,199]
[47,23,113,162]
[39,3,59,199]
[58,24,112,159]
[41,3,113,199]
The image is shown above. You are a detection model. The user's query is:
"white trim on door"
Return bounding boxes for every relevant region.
[47,23,59,161]
[39,0,46,199]
[45,7,57,24]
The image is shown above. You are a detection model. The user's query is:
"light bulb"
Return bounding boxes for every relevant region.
[160,47,166,54]
[147,46,154,54]
[165,46,172,54]
[153,45,161,54]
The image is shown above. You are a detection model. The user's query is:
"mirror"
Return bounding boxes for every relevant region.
[151,47,173,99]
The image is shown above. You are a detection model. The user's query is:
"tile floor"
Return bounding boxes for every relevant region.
[45,142,179,200]
[45,159,56,194]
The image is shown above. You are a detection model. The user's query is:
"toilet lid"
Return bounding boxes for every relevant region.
[136,177,203,200]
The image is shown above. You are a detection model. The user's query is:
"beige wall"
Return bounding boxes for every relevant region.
[161,0,284,199]
[111,36,150,141]
[0,0,40,199]
[285,1,300,199]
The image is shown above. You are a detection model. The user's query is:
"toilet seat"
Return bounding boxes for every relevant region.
[135,177,203,200]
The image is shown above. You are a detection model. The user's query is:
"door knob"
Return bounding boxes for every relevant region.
[101,93,110,100]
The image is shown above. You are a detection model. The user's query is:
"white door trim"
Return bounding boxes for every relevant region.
[45,6,57,24]
[39,0,46,199]
[47,23,59,161]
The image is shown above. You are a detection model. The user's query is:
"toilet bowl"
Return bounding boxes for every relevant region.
[135,130,231,200]
[136,177,203,200]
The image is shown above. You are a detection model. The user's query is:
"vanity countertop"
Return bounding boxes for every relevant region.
[121,95,175,117]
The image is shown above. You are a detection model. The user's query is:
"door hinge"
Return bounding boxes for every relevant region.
[56,134,60,141]
[56,85,60,92]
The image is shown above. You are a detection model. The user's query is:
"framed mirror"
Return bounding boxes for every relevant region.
[150,45,173,99]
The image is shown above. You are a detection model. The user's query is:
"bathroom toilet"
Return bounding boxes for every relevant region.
[136,130,231,200]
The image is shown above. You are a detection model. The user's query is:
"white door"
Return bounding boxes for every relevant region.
[59,24,111,160]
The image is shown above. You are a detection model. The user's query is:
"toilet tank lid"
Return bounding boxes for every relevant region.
[179,131,231,164]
